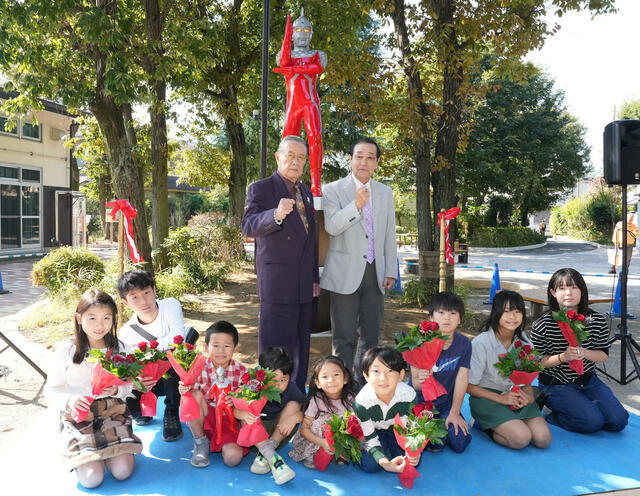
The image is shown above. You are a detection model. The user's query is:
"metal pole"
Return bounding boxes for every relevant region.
[439,209,446,292]
[260,0,270,179]
[620,186,629,382]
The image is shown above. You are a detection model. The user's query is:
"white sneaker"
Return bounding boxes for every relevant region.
[250,454,270,475]
[190,436,210,468]
[270,454,295,485]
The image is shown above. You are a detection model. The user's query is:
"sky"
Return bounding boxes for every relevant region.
[526,0,640,177]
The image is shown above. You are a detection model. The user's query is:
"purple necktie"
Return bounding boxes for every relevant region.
[362,199,375,263]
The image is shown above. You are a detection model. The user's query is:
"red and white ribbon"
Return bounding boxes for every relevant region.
[437,207,461,265]
[106,199,144,263]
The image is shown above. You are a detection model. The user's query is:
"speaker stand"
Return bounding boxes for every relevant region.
[598,185,640,384]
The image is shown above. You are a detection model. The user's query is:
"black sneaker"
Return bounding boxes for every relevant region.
[162,413,183,442]
[134,416,153,426]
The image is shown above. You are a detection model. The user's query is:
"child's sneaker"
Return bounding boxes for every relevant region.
[190,436,210,468]
[250,454,271,475]
[303,456,316,470]
[269,454,295,485]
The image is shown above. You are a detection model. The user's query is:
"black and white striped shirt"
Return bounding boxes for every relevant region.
[531,311,610,385]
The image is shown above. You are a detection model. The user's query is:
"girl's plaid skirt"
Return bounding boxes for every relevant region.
[59,397,142,470]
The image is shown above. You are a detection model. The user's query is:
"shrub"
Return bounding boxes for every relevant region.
[550,208,567,235]
[470,227,546,247]
[161,217,243,292]
[402,279,438,308]
[31,246,105,295]
[550,185,618,243]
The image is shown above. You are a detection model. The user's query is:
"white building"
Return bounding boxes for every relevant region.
[0,90,76,255]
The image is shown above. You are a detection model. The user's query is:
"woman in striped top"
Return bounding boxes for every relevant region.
[531,268,628,434]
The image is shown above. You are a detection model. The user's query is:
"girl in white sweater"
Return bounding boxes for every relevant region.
[45,289,143,488]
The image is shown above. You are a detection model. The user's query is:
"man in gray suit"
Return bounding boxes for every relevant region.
[320,137,397,386]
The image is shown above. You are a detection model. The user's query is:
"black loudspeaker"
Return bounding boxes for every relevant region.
[604,120,640,185]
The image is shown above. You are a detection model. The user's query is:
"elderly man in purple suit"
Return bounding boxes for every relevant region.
[241,135,320,391]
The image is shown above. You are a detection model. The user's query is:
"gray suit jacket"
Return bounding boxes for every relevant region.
[320,174,397,294]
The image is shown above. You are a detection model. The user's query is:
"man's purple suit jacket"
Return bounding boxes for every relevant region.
[241,172,319,305]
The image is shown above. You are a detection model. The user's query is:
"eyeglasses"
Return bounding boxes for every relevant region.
[285,152,307,162]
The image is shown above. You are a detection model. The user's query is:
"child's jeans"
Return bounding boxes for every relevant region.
[416,394,472,454]
[360,429,423,473]
[540,373,628,434]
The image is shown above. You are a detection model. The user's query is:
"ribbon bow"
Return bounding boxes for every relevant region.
[106,199,144,263]
[437,207,461,265]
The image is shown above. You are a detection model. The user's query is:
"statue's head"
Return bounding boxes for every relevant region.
[292,8,313,48]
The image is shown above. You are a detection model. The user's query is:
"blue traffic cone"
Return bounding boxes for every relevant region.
[0,267,8,294]
[608,272,635,319]
[612,273,622,316]
[391,257,403,294]
[485,263,501,304]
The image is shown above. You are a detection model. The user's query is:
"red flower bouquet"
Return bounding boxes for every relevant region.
[133,340,171,417]
[552,309,590,375]
[393,403,447,489]
[229,367,282,446]
[395,321,449,401]
[76,349,144,422]
[313,411,364,471]
[494,340,544,410]
[167,335,206,422]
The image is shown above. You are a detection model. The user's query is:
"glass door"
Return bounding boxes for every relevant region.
[1,184,20,249]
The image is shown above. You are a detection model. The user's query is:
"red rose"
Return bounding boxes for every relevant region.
[412,404,425,417]
[523,345,532,354]
[347,424,364,439]
[420,321,430,332]
[424,400,434,411]
[241,372,251,384]
[125,354,136,363]
[347,414,359,427]
[173,335,184,345]
[112,354,124,363]
[149,340,159,349]
[518,350,526,359]
[514,340,523,348]
[428,322,439,331]
[566,310,577,320]
[138,342,147,352]
[255,369,266,382]
[526,356,536,361]
[576,314,585,322]
[186,343,194,351]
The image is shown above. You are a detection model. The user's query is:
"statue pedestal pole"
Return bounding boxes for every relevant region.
[312,197,331,333]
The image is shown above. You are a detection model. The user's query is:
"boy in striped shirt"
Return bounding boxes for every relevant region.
[353,346,419,473]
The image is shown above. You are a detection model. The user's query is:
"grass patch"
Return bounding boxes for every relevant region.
[19,296,76,348]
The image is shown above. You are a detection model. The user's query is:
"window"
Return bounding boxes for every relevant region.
[0,166,19,180]
[0,116,42,140]
[0,116,18,136]
[22,121,41,141]
[22,169,40,182]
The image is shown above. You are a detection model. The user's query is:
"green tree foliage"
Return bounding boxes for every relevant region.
[0,0,153,265]
[371,0,615,288]
[458,65,591,226]
[618,98,640,119]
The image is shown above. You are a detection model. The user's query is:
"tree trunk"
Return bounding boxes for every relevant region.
[391,0,435,287]
[430,0,463,290]
[98,174,108,238]
[143,0,170,268]
[223,85,248,227]
[91,96,153,268]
